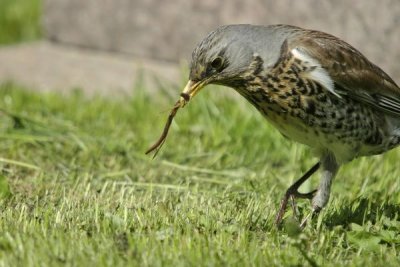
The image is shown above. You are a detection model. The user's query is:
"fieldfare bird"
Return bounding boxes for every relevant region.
[148,24,400,227]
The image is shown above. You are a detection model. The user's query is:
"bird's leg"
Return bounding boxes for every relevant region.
[300,153,339,228]
[275,162,320,226]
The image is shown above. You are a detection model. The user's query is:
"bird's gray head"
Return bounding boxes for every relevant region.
[179,24,294,105]
[189,25,255,85]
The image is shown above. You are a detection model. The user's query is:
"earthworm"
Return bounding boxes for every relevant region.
[145,100,182,158]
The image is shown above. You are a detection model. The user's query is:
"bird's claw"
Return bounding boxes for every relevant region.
[274,162,321,227]
[275,189,318,227]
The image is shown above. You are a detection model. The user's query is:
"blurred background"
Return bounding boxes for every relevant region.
[0,0,399,95]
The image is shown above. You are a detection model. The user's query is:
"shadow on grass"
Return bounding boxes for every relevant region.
[324,197,400,228]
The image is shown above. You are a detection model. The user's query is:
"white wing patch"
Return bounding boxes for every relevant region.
[291,48,341,98]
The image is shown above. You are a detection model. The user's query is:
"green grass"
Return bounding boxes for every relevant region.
[0,83,399,266]
[0,0,41,45]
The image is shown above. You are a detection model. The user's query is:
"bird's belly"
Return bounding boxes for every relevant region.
[263,112,346,149]
[236,85,397,162]
[263,112,317,145]
[260,109,392,163]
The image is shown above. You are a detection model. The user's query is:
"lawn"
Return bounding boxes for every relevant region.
[0,83,399,266]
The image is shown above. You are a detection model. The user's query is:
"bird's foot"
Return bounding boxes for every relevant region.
[274,162,320,227]
[275,188,317,226]
[290,190,318,220]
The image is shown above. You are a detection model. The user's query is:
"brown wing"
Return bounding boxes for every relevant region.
[288,29,400,116]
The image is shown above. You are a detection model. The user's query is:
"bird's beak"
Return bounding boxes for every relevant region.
[179,80,207,107]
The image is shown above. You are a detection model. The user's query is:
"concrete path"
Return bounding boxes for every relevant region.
[0,41,182,96]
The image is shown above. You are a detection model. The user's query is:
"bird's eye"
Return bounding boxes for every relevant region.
[210,57,224,71]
